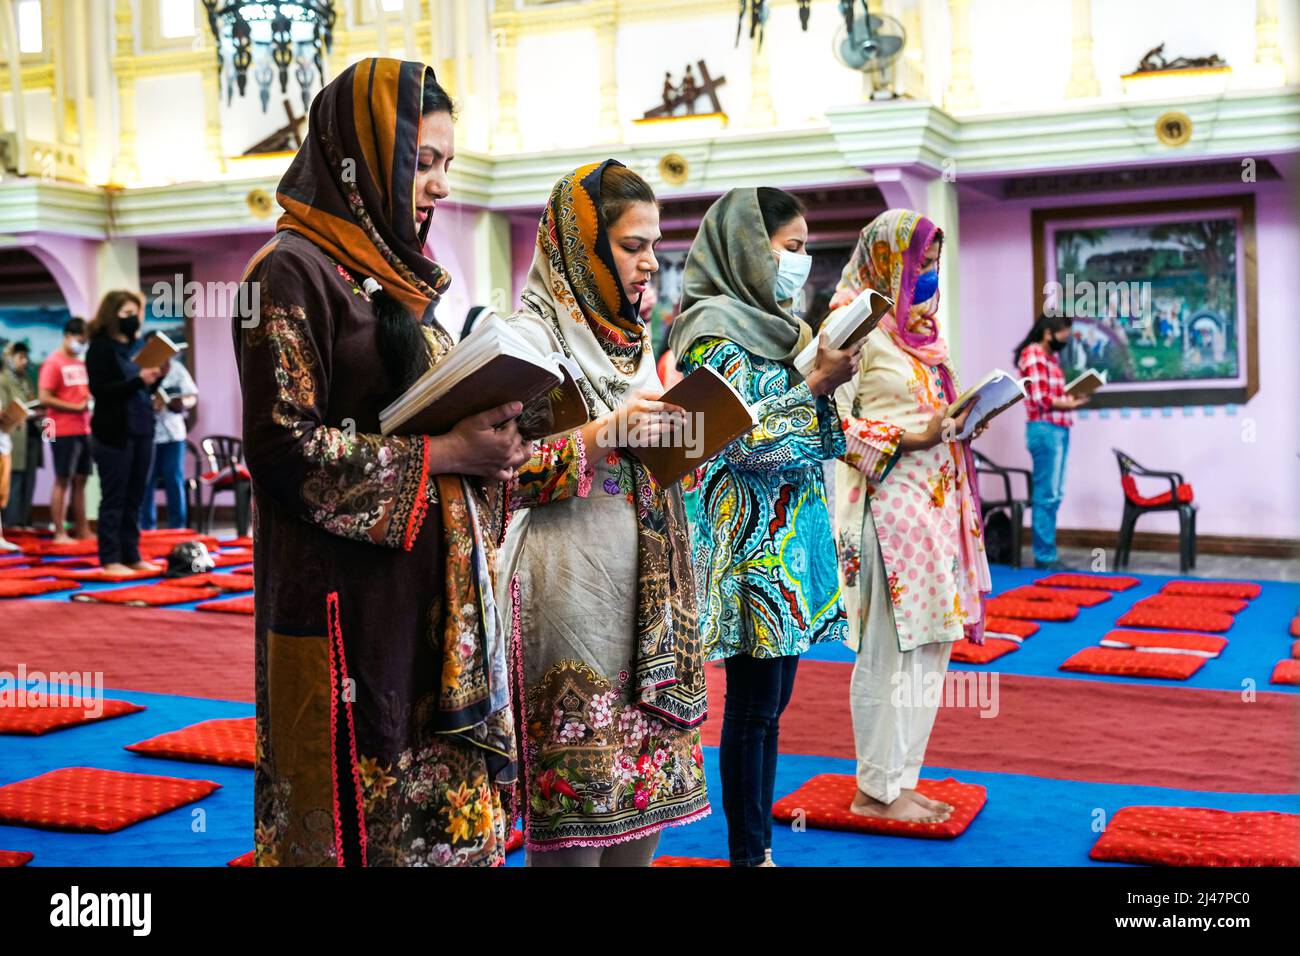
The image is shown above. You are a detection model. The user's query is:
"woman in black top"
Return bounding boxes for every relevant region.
[86,291,164,574]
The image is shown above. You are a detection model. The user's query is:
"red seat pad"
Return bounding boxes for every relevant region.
[0,850,33,866]
[125,716,255,768]
[209,550,254,568]
[0,566,64,580]
[1291,640,1300,660]
[0,579,80,598]
[984,617,1039,638]
[1116,606,1233,634]
[18,538,100,557]
[169,572,254,591]
[1270,659,1300,686]
[195,594,256,615]
[227,850,254,867]
[0,698,145,736]
[984,598,1078,622]
[1160,580,1262,600]
[46,566,162,583]
[1089,805,1300,867]
[1035,573,1139,592]
[200,464,252,488]
[1099,629,1228,657]
[0,556,30,569]
[1289,617,1300,639]
[772,774,986,840]
[220,536,254,549]
[999,585,1112,607]
[0,767,220,833]
[505,829,524,853]
[652,857,729,867]
[950,637,1020,664]
[1121,475,1195,507]
[72,583,221,606]
[1133,594,1248,615]
[1060,647,1206,680]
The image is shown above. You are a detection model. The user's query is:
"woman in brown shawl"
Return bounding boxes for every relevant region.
[235,58,529,867]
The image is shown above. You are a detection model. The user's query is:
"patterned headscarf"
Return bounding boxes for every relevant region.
[275,57,450,323]
[510,161,706,730]
[837,209,990,644]
[267,58,516,776]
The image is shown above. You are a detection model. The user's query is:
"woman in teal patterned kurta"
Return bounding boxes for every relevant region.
[670,187,862,866]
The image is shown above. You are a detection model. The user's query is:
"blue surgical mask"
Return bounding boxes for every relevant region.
[913,268,939,304]
[773,250,812,302]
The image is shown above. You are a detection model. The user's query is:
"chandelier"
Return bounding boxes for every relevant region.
[202,2,337,113]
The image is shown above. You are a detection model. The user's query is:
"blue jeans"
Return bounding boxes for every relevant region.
[719,654,799,866]
[1026,421,1070,565]
[140,440,187,530]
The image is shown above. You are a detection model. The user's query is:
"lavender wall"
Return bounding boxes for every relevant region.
[955,176,1300,540]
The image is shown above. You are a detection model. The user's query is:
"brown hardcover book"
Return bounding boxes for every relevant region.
[134,332,182,369]
[515,366,590,440]
[793,287,893,378]
[1,398,33,430]
[382,354,564,438]
[1066,367,1107,398]
[631,366,758,487]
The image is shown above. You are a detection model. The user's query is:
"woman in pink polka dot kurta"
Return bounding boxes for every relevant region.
[830,210,991,825]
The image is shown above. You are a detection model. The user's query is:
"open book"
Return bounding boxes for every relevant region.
[793,288,893,378]
[1066,367,1107,398]
[0,398,38,430]
[134,331,185,369]
[631,365,758,488]
[379,314,589,440]
[947,369,1026,441]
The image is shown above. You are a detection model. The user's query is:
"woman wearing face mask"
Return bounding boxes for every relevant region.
[1014,314,1084,570]
[670,187,860,867]
[497,160,709,866]
[85,291,165,575]
[830,209,990,824]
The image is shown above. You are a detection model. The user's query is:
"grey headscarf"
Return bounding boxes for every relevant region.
[669,187,812,368]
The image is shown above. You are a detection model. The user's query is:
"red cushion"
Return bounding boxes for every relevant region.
[17,538,100,557]
[0,850,33,867]
[72,583,221,606]
[1089,805,1300,867]
[1116,606,1233,634]
[209,550,254,569]
[1099,629,1228,657]
[0,566,69,580]
[652,856,730,867]
[220,536,254,549]
[505,829,524,854]
[1291,640,1300,660]
[1000,585,1112,607]
[0,698,145,736]
[1160,580,1261,600]
[0,579,80,598]
[772,774,986,840]
[227,850,255,867]
[48,566,162,583]
[200,464,251,488]
[125,717,255,768]
[195,594,256,615]
[983,617,1040,639]
[0,767,220,833]
[170,572,255,591]
[1270,659,1300,686]
[1133,594,1247,615]
[1121,475,1194,507]
[1060,647,1206,680]
[1291,618,1300,639]
[984,598,1078,622]
[1035,573,1139,592]
[950,637,1020,664]
[0,556,30,569]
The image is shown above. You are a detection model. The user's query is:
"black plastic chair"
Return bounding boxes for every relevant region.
[199,435,252,537]
[1114,448,1197,573]
[184,440,204,532]
[973,450,1032,568]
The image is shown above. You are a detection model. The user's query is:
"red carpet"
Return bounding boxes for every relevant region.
[1090,806,1300,867]
[700,661,1300,794]
[0,600,253,702]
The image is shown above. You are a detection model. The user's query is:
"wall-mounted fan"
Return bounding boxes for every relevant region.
[832,0,907,100]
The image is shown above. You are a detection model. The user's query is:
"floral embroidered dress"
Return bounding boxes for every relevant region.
[496,161,709,851]
[238,59,516,868]
[680,337,849,660]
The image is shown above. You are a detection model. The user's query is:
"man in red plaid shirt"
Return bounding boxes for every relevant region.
[1015,315,1087,568]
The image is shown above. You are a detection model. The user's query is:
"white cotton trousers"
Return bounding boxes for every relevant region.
[849,504,953,804]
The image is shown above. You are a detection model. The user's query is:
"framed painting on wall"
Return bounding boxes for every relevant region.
[1031,194,1258,407]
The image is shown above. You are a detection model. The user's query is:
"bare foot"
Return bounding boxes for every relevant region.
[51,534,75,545]
[902,789,954,818]
[73,528,94,540]
[849,789,949,824]
[101,563,135,576]
[128,561,161,572]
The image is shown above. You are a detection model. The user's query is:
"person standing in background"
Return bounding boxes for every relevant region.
[85,292,164,574]
[1,342,42,532]
[1014,314,1085,570]
[138,332,198,531]
[37,317,93,542]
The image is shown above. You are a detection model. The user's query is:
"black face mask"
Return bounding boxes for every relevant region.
[120,316,140,339]
[1049,336,1068,353]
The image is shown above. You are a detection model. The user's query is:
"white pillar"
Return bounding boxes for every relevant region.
[94,238,141,307]
[0,0,28,176]
[1252,0,1287,87]
[472,210,512,317]
[943,0,977,112]
[491,22,519,152]
[594,10,620,143]
[746,34,777,127]
[1065,0,1100,99]
[926,176,961,361]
